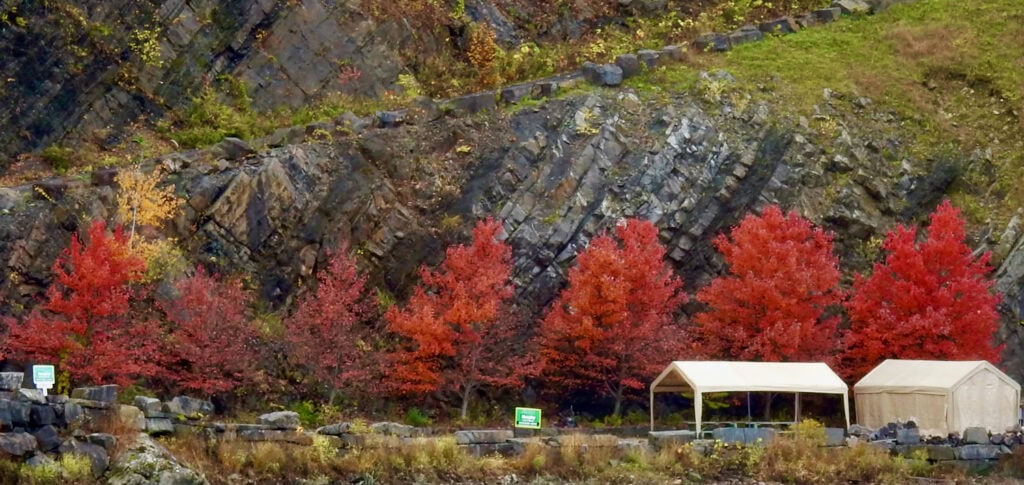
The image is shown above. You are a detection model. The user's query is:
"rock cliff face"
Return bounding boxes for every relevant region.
[4,74,1023,378]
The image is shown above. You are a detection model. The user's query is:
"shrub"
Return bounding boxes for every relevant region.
[405,407,433,427]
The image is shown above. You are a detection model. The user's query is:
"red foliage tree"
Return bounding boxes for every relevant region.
[159,269,260,396]
[842,200,1002,380]
[693,205,844,364]
[4,220,162,388]
[285,249,377,400]
[385,218,528,419]
[538,218,686,416]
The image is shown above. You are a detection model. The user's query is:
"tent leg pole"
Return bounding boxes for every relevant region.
[650,390,654,432]
[795,393,801,423]
[747,392,751,421]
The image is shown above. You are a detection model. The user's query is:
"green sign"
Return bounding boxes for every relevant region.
[32,365,55,388]
[514,407,542,429]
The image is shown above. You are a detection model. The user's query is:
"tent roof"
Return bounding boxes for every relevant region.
[854,360,1021,394]
[650,361,848,395]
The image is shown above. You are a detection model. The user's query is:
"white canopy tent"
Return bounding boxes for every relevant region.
[854,360,1021,436]
[650,361,850,433]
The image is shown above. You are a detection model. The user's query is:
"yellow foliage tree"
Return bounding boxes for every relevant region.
[467,23,502,89]
[115,167,184,240]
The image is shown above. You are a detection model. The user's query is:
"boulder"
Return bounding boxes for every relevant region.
[408,96,444,123]
[963,427,989,444]
[0,399,31,427]
[0,188,19,212]
[71,385,118,403]
[447,92,497,116]
[660,45,686,62]
[758,17,800,35]
[25,452,54,468]
[636,49,661,68]
[133,396,162,416]
[0,432,38,456]
[499,84,534,104]
[164,396,214,419]
[335,111,371,135]
[317,422,353,436]
[118,405,146,431]
[62,402,85,427]
[238,429,313,445]
[107,434,205,485]
[695,33,731,52]
[216,137,255,161]
[59,439,110,477]
[589,64,624,87]
[832,0,871,14]
[615,54,642,79]
[32,425,61,451]
[956,444,1010,460]
[454,429,514,445]
[728,26,764,47]
[811,7,842,23]
[86,433,118,452]
[258,411,300,430]
[375,110,407,128]
[146,418,175,436]
[19,389,46,404]
[648,430,696,450]
[370,421,417,437]
[29,404,56,426]
[0,373,23,391]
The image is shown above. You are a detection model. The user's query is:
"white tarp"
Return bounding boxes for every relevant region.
[650,361,850,432]
[854,360,1021,436]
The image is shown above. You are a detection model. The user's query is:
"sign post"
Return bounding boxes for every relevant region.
[514,407,542,429]
[32,365,55,397]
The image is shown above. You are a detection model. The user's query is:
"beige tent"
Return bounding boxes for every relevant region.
[854,360,1021,436]
[650,361,850,433]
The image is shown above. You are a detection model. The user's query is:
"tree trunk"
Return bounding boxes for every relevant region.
[460,385,473,420]
[612,387,624,417]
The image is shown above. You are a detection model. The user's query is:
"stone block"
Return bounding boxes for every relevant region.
[963,427,989,444]
[824,428,846,446]
[713,427,746,444]
[58,440,109,477]
[371,422,418,437]
[0,432,38,457]
[317,422,353,436]
[728,26,764,47]
[637,49,661,68]
[0,373,23,391]
[956,444,1009,460]
[896,427,920,445]
[499,84,534,104]
[811,7,842,23]
[32,425,61,452]
[62,402,84,427]
[29,405,56,426]
[374,110,407,128]
[85,433,117,452]
[70,385,118,403]
[746,427,777,445]
[0,399,31,427]
[18,389,45,404]
[165,396,214,419]
[258,411,300,430]
[118,405,145,431]
[648,430,696,450]
[454,429,513,445]
[532,81,559,98]
[759,17,800,35]
[217,137,255,161]
[832,0,871,14]
[615,54,642,78]
[925,445,957,461]
[447,91,498,116]
[133,396,162,416]
[408,96,443,123]
[694,33,731,52]
[146,418,175,436]
[69,398,114,410]
[660,45,686,62]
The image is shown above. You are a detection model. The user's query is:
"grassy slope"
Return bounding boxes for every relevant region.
[633,0,1024,224]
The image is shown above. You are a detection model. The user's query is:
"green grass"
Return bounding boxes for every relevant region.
[631,0,1024,223]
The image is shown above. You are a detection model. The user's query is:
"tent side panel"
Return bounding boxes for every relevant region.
[951,369,1018,433]
[855,392,949,435]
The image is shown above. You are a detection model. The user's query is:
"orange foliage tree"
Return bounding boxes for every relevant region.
[285,249,377,401]
[159,269,261,396]
[693,206,844,364]
[538,219,686,416]
[385,218,529,419]
[4,220,163,388]
[842,200,1002,380]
